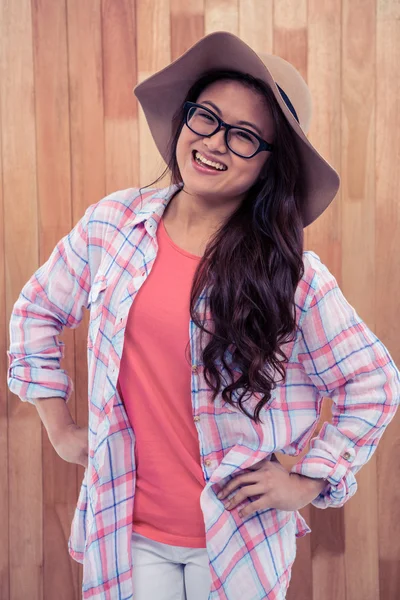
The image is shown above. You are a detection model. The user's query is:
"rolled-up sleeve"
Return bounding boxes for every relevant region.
[291,255,400,508]
[7,203,96,404]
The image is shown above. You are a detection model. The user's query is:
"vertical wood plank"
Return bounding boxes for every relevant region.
[376,1,400,597]
[102,0,139,192]
[2,1,42,599]
[273,0,307,78]
[306,0,342,276]
[136,0,171,186]
[342,0,376,323]
[0,22,9,600]
[205,0,239,34]
[341,1,380,598]
[306,2,345,598]
[171,0,205,61]
[31,1,78,598]
[239,0,273,54]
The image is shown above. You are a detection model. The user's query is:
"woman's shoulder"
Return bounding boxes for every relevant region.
[302,250,338,289]
[296,251,339,316]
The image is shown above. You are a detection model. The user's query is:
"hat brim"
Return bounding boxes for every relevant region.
[133,31,340,228]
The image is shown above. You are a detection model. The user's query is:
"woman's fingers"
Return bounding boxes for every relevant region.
[222,484,264,510]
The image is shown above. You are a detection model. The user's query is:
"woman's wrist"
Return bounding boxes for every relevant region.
[290,472,327,506]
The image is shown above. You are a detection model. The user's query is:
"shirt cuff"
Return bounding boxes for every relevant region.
[7,365,74,404]
[290,445,358,508]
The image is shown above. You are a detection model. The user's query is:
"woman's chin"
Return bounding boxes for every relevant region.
[183,168,226,190]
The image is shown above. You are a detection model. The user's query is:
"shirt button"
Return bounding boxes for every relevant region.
[192,364,198,373]
[194,415,200,422]
[204,459,212,467]
[343,451,351,460]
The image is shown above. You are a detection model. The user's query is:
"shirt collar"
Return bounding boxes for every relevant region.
[123,182,184,234]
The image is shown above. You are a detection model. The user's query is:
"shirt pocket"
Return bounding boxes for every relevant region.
[87,274,108,348]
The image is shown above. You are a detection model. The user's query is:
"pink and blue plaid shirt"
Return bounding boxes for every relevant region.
[7,183,400,599]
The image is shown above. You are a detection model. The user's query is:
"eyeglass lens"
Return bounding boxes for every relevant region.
[187,106,260,157]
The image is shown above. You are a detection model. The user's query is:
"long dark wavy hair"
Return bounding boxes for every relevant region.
[138,69,305,424]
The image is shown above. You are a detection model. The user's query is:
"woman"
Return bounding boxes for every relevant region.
[7,31,400,600]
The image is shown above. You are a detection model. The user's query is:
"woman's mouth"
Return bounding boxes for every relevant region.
[191,150,227,175]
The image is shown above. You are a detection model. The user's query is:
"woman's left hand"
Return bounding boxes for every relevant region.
[216,454,327,518]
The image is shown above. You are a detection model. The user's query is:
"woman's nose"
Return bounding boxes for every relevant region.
[203,127,228,153]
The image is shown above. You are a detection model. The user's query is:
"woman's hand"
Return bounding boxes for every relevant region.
[53,423,89,469]
[216,454,327,518]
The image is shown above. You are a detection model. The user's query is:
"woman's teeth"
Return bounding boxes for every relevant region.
[194,151,227,171]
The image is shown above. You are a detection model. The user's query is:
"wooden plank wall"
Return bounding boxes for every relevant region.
[1,1,399,599]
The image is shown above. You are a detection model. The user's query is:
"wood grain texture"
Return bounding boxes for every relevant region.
[1,1,399,598]
[32,1,77,598]
[136,0,171,186]
[205,0,238,35]
[2,1,42,599]
[376,1,400,598]
[0,8,8,599]
[102,0,139,193]
[239,0,273,54]
[341,1,380,599]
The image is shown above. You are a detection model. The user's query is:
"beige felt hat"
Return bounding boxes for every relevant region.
[133,31,340,227]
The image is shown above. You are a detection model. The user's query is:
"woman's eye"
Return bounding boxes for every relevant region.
[199,112,214,121]
[237,131,252,141]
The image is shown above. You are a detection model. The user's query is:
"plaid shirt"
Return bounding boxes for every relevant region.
[7,183,400,600]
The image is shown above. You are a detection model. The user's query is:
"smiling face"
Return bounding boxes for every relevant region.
[175,79,275,204]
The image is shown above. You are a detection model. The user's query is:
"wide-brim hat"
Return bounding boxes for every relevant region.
[133,31,340,227]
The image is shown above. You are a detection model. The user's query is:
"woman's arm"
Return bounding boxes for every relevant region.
[7,202,97,405]
[33,397,88,468]
[292,253,400,508]
[33,397,75,447]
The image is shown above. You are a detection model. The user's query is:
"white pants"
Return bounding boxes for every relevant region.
[131,531,212,600]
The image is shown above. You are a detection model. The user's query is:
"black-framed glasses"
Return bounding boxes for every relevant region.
[183,101,273,159]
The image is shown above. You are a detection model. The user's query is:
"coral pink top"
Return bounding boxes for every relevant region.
[117,216,207,548]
